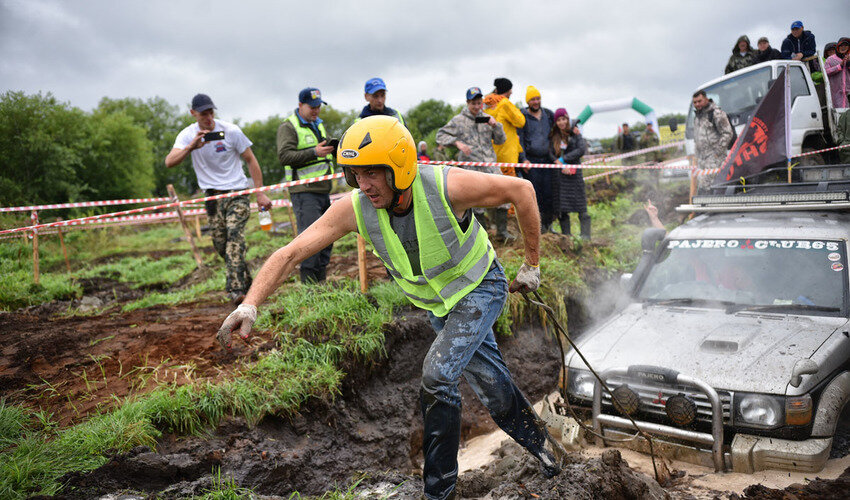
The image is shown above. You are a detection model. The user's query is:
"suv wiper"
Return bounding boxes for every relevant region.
[643,298,736,308]
[726,304,841,314]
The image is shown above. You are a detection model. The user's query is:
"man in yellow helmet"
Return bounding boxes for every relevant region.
[217,115,560,499]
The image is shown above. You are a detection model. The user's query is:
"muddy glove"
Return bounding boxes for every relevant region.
[509,263,540,293]
[216,304,257,349]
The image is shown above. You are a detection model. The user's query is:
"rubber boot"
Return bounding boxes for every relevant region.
[421,390,461,500]
[579,212,591,240]
[490,383,562,478]
[494,208,514,243]
[558,213,571,236]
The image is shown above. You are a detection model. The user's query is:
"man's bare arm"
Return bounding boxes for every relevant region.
[243,194,358,307]
[446,168,540,265]
[165,130,206,167]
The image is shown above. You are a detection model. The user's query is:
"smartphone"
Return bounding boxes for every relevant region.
[204,131,225,142]
[326,138,340,148]
[475,116,490,124]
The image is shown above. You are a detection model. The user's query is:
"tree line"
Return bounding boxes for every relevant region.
[0,90,682,208]
[0,91,462,207]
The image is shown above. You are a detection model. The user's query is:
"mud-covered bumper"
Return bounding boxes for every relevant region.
[541,407,832,473]
[730,434,832,473]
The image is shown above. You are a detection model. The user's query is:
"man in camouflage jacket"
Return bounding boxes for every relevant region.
[435,87,506,174]
[692,90,733,190]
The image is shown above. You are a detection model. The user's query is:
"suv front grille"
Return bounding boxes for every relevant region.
[601,376,733,426]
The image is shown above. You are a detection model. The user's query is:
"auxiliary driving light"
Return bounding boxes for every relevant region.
[666,394,698,426]
[612,385,640,416]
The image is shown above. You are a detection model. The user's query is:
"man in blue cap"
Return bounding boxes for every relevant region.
[276,87,335,282]
[358,77,406,126]
[781,20,817,62]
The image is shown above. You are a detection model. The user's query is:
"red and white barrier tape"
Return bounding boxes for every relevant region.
[422,141,684,171]
[692,143,850,177]
[0,172,345,236]
[0,196,172,213]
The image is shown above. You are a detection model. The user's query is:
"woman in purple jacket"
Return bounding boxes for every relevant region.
[825,38,850,108]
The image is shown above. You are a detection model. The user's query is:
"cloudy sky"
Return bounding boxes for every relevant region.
[1,0,847,138]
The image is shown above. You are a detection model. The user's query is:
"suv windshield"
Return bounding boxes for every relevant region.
[637,238,847,316]
[686,66,772,136]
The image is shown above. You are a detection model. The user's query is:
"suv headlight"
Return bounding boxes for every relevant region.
[734,393,784,428]
[566,368,596,401]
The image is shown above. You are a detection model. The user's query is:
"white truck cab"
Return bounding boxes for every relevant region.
[685,59,844,165]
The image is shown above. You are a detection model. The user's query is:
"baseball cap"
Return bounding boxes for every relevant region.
[298,87,327,107]
[791,20,803,29]
[757,36,769,44]
[191,94,216,112]
[364,78,387,94]
[466,87,483,100]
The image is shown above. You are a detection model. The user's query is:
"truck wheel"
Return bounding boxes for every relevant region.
[799,147,826,166]
[832,401,850,459]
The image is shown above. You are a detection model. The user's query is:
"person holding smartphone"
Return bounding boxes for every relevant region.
[165,93,271,304]
[436,87,511,241]
[276,87,336,283]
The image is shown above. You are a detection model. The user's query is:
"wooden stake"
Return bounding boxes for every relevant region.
[357,234,368,293]
[57,218,71,273]
[31,211,39,285]
[167,184,204,268]
[194,215,202,239]
[287,205,298,236]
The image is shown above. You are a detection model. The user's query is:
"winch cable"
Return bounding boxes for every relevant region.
[523,290,661,483]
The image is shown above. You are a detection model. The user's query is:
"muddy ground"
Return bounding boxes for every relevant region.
[0,251,392,426]
[53,307,569,498]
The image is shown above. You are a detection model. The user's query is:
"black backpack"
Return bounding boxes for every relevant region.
[710,110,738,149]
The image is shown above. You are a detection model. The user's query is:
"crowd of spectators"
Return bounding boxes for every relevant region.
[169,19,850,295]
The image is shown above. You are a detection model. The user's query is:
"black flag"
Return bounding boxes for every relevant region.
[713,68,788,185]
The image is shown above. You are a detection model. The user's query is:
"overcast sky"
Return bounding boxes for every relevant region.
[1,0,847,138]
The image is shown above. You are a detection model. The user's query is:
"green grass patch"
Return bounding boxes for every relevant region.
[80,254,199,289]
[121,274,225,312]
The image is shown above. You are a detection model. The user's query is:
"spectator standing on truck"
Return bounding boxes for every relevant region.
[754,37,782,64]
[692,90,733,190]
[781,21,817,63]
[825,39,850,108]
[165,94,272,304]
[725,35,756,74]
[518,85,555,231]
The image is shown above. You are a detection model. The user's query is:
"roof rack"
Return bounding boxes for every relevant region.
[677,164,850,213]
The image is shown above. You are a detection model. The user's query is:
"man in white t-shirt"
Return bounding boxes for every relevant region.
[165,93,272,303]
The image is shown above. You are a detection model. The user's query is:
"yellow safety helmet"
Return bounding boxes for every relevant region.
[337,115,417,193]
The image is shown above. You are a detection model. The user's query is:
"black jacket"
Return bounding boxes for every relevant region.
[754,46,781,63]
[781,30,816,59]
[551,134,588,214]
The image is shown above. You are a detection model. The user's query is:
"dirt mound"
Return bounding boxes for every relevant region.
[457,443,668,499]
[348,443,669,500]
[60,311,563,498]
[736,466,850,499]
[0,300,273,425]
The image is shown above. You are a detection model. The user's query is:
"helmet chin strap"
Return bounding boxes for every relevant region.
[389,191,404,211]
